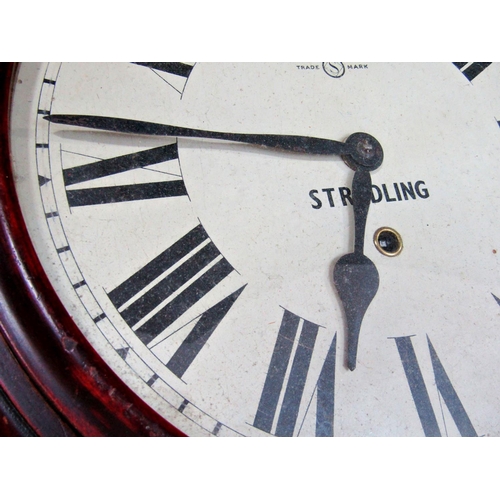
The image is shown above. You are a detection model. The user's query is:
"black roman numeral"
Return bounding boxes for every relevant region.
[133,62,194,95]
[392,335,477,437]
[64,144,187,206]
[453,62,492,82]
[165,285,245,378]
[315,333,337,437]
[109,225,243,376]
[133,62,194,79]
[253,309,336,436]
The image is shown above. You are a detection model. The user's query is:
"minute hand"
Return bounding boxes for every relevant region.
[45,114,382,167]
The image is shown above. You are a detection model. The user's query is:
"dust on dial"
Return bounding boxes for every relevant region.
[9,62,500,436]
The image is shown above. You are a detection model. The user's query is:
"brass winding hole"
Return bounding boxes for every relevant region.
[374,227,403,257]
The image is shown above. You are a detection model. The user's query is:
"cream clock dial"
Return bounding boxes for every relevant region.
[8,62,500,436]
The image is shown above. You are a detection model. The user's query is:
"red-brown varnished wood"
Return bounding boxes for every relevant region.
[0,62,184,436]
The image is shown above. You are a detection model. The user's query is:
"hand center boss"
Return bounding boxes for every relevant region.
[46,114,384,370]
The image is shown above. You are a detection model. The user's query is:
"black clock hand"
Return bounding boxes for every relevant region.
[333,133,382,371]
[45,115,383,168]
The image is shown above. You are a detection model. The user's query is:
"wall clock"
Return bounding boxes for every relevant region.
[1,61,500,437]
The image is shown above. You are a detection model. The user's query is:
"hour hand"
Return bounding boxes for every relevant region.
[45,114,383,167]
[333,169,380,371]
[332,133,383,370]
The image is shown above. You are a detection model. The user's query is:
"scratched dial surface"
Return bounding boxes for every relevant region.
[9,62,500,436]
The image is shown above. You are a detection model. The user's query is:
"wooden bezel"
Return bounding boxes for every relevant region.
[0,62,183,436]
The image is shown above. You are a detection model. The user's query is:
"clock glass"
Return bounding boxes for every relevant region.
[7,62,500,436]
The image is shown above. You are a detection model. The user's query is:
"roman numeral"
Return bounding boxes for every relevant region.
[453,62,492,82]
[133,62,194,79]
[165,285,245,378]
[63,144,187,206]
[109,225,242,372]
[133,62,194,94]
[392,335,477,437]
[253,309,336,436]
[315,333,337,437]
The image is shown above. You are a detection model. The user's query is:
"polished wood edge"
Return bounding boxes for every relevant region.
[0,326,75,436]
[0,385,36,437]
[0,62,184,436]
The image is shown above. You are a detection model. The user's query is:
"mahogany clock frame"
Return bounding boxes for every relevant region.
[0,62,183,436]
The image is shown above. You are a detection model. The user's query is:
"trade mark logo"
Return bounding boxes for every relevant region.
[322,62,345,78]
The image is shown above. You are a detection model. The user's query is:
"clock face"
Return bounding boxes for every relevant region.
[7,62,500,436]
